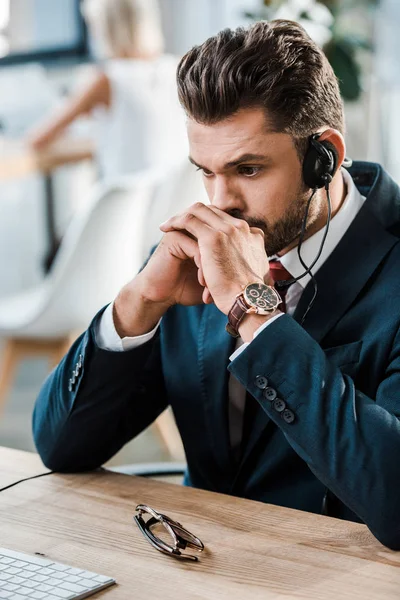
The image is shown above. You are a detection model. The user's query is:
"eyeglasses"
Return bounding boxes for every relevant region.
[134,504,204,561]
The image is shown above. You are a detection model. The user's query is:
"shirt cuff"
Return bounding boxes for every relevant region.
[96,302,161,351]
[229,313,284,361]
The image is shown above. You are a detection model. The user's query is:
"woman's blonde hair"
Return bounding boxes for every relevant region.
[81,0,164,58]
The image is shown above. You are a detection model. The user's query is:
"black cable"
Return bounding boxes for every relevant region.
[0,470,54,493]
[298,180,332,325]
[274,176,333,325]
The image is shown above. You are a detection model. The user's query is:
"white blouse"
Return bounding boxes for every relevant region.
[93,55,188,181]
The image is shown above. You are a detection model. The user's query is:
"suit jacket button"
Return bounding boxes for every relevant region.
[255,375,268,389]
[263,387,277,401]
[273,398,286,413]
[282,409,295,423]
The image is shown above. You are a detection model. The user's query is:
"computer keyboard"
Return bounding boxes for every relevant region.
[0,547,116,599]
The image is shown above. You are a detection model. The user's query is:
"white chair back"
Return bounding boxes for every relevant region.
[0,171,158,338]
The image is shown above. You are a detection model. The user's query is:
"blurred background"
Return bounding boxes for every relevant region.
[0,0,398,469]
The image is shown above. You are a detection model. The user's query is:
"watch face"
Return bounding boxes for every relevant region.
[244,282,280,313]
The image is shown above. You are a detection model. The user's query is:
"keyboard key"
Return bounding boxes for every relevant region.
[79,571,97,579]
[60,582,86,594]
[4,569,21,575]
[47,571,68,580]
[65,568,85,576]
[50,564,70,572]
[92,574,114,583]
[35,583,54,592]
[79,579,98,589]
[23,564,40,572]
[15,571,32,579]
[11,586,32,596]
[0,593,12,599]
[23,580,40,588]
[49,589,75,598]
[38,567,54,575]
[63,575,80,583]
[7,576,25,585]
[32,574,49,583]
[45,578,62,587]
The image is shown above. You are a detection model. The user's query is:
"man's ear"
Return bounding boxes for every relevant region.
[318,128,346,174]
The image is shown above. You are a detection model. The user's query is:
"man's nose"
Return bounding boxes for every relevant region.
[210,176,243,212]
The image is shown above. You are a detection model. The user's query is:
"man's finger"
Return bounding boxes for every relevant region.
[165,230,199,262]
[160,213,215,241]
[249,226,265,239]
[202,287,214,304]
[161,203,240,235]
[197,264,206,287]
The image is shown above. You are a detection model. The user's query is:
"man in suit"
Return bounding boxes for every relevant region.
[33,21,400,549]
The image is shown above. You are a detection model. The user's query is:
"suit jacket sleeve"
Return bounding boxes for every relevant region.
[229,314,400,550]
[32,306,168,472]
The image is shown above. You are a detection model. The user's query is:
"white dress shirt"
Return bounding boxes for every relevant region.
[96,169,365,454]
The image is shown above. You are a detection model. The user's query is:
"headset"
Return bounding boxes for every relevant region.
[274,132,352,325]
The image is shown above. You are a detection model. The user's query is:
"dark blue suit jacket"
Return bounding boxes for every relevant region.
[33,162,400,549]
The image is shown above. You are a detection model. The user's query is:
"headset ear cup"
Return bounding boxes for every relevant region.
[321,140,339,176]
[302,137,338,189]
[302,145,321,189]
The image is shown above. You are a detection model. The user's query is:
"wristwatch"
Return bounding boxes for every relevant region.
[226,282,282,338]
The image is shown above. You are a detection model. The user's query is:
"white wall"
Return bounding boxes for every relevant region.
[160,0,258,55]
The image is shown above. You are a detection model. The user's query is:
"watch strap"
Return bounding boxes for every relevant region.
[226,294,250,338]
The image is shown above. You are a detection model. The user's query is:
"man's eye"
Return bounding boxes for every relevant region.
[197,167,214,178]
[238,166,261,177]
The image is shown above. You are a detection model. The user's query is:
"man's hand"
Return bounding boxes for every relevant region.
[160,203,270,315]
[113,230,206,337]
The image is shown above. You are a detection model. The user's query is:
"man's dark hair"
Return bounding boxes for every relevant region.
[176,20,345,157]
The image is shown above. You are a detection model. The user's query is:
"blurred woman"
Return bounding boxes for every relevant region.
[27,0,187,180]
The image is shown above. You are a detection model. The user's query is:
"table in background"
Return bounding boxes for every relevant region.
[0,137,95,271]
[0,446,399,600]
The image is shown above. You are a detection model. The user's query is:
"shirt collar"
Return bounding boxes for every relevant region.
[277,169,366,288]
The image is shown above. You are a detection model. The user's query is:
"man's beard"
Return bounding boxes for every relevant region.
[227,185,321,256]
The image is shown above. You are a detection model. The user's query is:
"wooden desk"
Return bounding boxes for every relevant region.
[0,446,49,489]
[0,137,95,271]
[0,447,399,600]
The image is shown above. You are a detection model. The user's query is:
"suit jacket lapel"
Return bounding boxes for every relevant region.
[293,205,398,342]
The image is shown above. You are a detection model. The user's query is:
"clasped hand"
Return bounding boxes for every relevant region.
[158,202,270,315]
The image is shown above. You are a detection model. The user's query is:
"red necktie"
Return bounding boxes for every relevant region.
[268,260,292,313]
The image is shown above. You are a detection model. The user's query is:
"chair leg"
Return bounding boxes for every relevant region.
[48,332,80,370]
[0,334,79,416]
[0,339,21,415]
[153,408,185,462]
